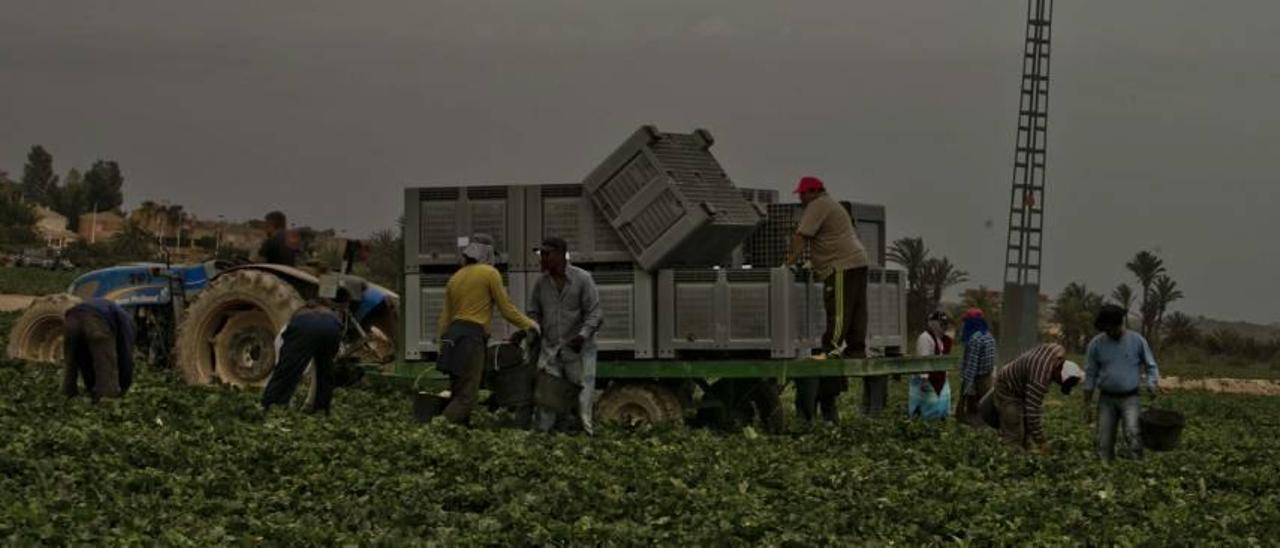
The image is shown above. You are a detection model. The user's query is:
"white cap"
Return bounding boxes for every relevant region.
[1061,360,1084,383]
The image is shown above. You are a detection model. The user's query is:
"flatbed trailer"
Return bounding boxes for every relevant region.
[369,355,959,430]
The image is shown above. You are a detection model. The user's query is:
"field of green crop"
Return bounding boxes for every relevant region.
[0,267,82,296]
[3,308,1279,544]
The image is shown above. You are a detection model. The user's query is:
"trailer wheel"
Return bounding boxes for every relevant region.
[6,294,80,363]
[595,382,682,426]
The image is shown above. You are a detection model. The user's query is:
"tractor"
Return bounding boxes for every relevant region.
[6,244,399,388]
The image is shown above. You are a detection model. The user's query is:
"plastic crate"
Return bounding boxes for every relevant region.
[527,265,654,358]
[402,269,531,360]
[403,186,529,269]
[522,184,633,267]
[743,201,886,268]
[582,126,764,271]
[655,267,822,358]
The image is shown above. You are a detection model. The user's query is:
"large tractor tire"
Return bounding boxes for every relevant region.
[6,294,81,363]
[176,270,304,386]
[595,382,684,426]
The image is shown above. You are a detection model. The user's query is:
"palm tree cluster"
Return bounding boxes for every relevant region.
[887,237,969,332]
[1052,250,1186,352]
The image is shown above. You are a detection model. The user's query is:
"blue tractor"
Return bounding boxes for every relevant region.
[7,247,399,387]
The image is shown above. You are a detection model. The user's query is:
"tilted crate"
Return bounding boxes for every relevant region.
[582,126,764,271]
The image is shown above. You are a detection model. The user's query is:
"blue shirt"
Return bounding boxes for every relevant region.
[1084,331,1159,395]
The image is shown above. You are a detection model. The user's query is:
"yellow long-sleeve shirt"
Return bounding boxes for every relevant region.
[437,264,535,337]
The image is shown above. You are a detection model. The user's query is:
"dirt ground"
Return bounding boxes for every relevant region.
[0,294,34,312]
[1163,375,1280,396]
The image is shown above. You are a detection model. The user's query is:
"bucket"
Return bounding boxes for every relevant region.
[1139,408,1186,451]
[534,370,580,414]
[490,362,535,408]
[412,392,449,423]
[411,370,450,423]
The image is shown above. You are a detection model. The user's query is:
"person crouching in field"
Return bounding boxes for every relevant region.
[979,343,1084,454]
[63,298,136,402]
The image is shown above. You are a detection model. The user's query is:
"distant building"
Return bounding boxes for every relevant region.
[32,207,78,249]
[78,211,125,243]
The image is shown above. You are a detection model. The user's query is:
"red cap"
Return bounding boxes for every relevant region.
[793,176,825,194]
[963,308,985,320]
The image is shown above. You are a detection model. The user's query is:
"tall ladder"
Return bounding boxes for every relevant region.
[1000,0,1054,361]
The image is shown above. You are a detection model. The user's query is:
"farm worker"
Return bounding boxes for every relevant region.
[527,237,603,435]
[784,176,871,420]
[436,233,538,425]
[978,343,1084,454]
[257,210,298,266]
[956,308,997,424]
[1083,304,1161,461]
[909,311,952,420]
[62,298,136,401]
[260,288,354,414]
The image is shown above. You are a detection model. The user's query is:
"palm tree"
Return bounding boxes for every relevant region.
[1126,251,1166,339]
[1149,275,1185,347]
[1053,282,1104,353]
[921,257,969,312]
[888,237,930,330]
[1162,312,1199,347]
[1110,283,1136,329]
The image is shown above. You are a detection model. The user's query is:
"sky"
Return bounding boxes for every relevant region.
[1,1,1276,324]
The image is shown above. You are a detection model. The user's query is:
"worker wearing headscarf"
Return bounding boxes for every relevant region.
[909,310,952,420]
[979,343,1084,454]
[957,308,997,424]
[436,233,537,425]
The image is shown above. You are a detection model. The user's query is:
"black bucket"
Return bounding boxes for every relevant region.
[534,370,580,414]
[490,362,535,408]
[1139,408,1186,451]
[413,392,449,423]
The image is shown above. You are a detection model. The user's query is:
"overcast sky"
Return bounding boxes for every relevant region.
[1,1,1275,324]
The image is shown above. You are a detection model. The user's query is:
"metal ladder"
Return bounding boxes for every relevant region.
[1000,0,1054,359]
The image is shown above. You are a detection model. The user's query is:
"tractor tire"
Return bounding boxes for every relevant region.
[6,294,80,363]
[176,270,304,386]
[595,382,683,426]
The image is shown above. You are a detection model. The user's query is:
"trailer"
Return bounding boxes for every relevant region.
[392,127,958,430]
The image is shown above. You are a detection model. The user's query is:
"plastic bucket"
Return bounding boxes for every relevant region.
[412,392,449,423]
[490,362,535,408]
[1139,408,1186,451]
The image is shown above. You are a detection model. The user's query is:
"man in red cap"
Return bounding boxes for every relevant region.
[784,176,871,421]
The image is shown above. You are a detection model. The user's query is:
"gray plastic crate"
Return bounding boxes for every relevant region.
[403,186,529,269]
[402,269,531,360]
[743,201,886,268]
[522,184,633,267]
[655,267,821,357]
[527,265,654,358]
[727,188,780,267]
[806,267,908,356]
[582,126,764,271]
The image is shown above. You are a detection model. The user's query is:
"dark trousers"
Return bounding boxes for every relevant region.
[261,313,341,413]
[822,267,868,357]
[795,378,844,424]
[442,335,486,425]
[63,309,121,400]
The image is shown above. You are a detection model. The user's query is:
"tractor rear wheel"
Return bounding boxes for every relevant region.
[6,294,80,363]
[176,270,304,386]
[595,382,683,426]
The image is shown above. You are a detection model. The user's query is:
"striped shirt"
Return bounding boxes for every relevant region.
[961,332,997,390]
[994,343,1066,445]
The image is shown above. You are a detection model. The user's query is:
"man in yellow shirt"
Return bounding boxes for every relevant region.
[436,234,538,425]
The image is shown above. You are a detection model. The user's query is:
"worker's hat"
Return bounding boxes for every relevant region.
[793,176,825,194]
[1059,360,1085,395]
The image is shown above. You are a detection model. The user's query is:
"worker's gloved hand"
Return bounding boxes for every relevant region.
[509,329,527,345]
[567,334,585,353]
[1144,384,1161,398]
